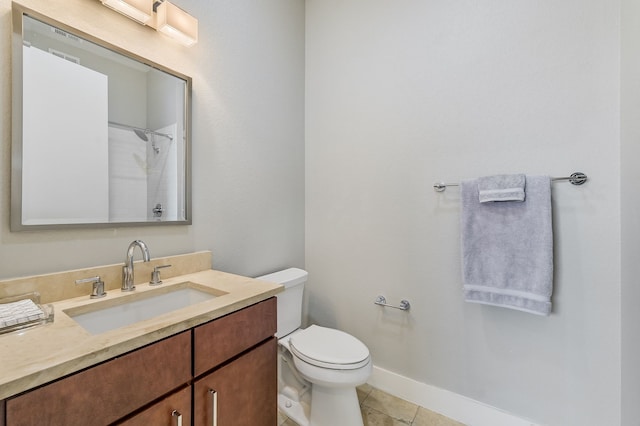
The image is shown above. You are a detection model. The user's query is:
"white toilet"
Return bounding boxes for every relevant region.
[257,268,372,426]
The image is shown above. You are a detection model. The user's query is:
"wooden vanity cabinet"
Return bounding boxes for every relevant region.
[2,298,277,426]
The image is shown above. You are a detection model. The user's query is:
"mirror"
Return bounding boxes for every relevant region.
[11,5,192,230]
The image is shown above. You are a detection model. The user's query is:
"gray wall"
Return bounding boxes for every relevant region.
[182,0,306,276]
[0,0,305,278]
[305,0,623,424]
[621,0,640,423]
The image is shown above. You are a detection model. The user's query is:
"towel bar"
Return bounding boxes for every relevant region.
[433,172,587,192]
[374,295,410,311]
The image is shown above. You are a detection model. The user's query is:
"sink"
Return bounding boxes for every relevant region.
[65,284,220,335]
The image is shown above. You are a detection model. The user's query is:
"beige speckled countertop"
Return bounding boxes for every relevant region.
[0,263,282,400]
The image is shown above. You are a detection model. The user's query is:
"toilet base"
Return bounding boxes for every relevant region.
[309,385,364,426]
[278,393,310,426]
[278,385,364,426]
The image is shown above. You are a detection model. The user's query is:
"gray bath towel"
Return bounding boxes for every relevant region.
[460,175,553,315]
[477,174,525,203]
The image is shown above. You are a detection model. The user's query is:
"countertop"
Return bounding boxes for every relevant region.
[0,269,282,400]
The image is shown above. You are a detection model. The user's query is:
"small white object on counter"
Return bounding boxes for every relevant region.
[0,299,45,329]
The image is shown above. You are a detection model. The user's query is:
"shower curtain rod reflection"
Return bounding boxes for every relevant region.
[433,172,588,192]
[108,121,174,141]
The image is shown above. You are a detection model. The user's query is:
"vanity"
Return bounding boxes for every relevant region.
[3,3,283,423]
[0,251,282,425]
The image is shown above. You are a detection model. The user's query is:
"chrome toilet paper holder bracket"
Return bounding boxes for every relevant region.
[374,295,410,311]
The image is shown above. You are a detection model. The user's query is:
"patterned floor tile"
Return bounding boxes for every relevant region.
[412,406,466,426]
[361,388,419,423]
[361,405,412,425]
[280,385,464,426]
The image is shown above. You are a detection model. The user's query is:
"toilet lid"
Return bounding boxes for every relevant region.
[289,325,370,370]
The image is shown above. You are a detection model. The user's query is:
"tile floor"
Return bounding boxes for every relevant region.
[277,384,466,426]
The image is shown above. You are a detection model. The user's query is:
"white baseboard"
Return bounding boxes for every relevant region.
[367,365,538,426]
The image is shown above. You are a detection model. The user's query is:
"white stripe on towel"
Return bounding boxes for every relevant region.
[479,188,525,195]
[463,284,551,302]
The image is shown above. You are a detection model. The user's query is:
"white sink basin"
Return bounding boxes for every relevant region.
[66,285,219,335]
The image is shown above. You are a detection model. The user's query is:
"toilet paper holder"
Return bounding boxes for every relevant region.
[374,295,410,311]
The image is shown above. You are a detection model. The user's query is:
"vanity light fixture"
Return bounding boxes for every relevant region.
[100,0,198,46]
[155,1,198,46]
[100,0,154,25]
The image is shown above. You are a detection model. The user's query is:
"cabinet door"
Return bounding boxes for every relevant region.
[118,386,191,426]
[6,331,191,426]
[193,338,277,426]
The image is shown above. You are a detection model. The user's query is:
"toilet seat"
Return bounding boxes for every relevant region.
[289,325,370,370]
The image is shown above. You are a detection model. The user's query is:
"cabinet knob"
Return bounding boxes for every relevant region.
[209,389,218,426]
[171,410,183,426]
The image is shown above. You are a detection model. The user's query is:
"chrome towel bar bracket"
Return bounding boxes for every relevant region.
[433,172,588,192]
[375,295,410,311]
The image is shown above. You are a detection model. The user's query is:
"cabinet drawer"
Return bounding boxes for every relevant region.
[118,386,191,426]
[6,331,191,426]
[193,298,276,376]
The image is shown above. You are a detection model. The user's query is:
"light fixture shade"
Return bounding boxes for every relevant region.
[156,1,198,46]
[101,0,154,25]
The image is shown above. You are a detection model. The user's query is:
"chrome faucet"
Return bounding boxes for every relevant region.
[122,240,150,291]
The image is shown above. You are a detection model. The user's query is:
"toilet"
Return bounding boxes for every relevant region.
[256,268,372,426]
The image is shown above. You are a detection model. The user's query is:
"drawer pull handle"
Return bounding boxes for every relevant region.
[209,389,218,426]
[171,410,183,426]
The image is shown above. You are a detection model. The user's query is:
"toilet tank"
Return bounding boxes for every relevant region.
[256,268,308,338]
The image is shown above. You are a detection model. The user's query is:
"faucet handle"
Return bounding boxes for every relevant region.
[75,276,107,299]
[149,265,172,286]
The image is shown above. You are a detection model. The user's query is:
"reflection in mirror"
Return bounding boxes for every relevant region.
[11,6,191,230]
